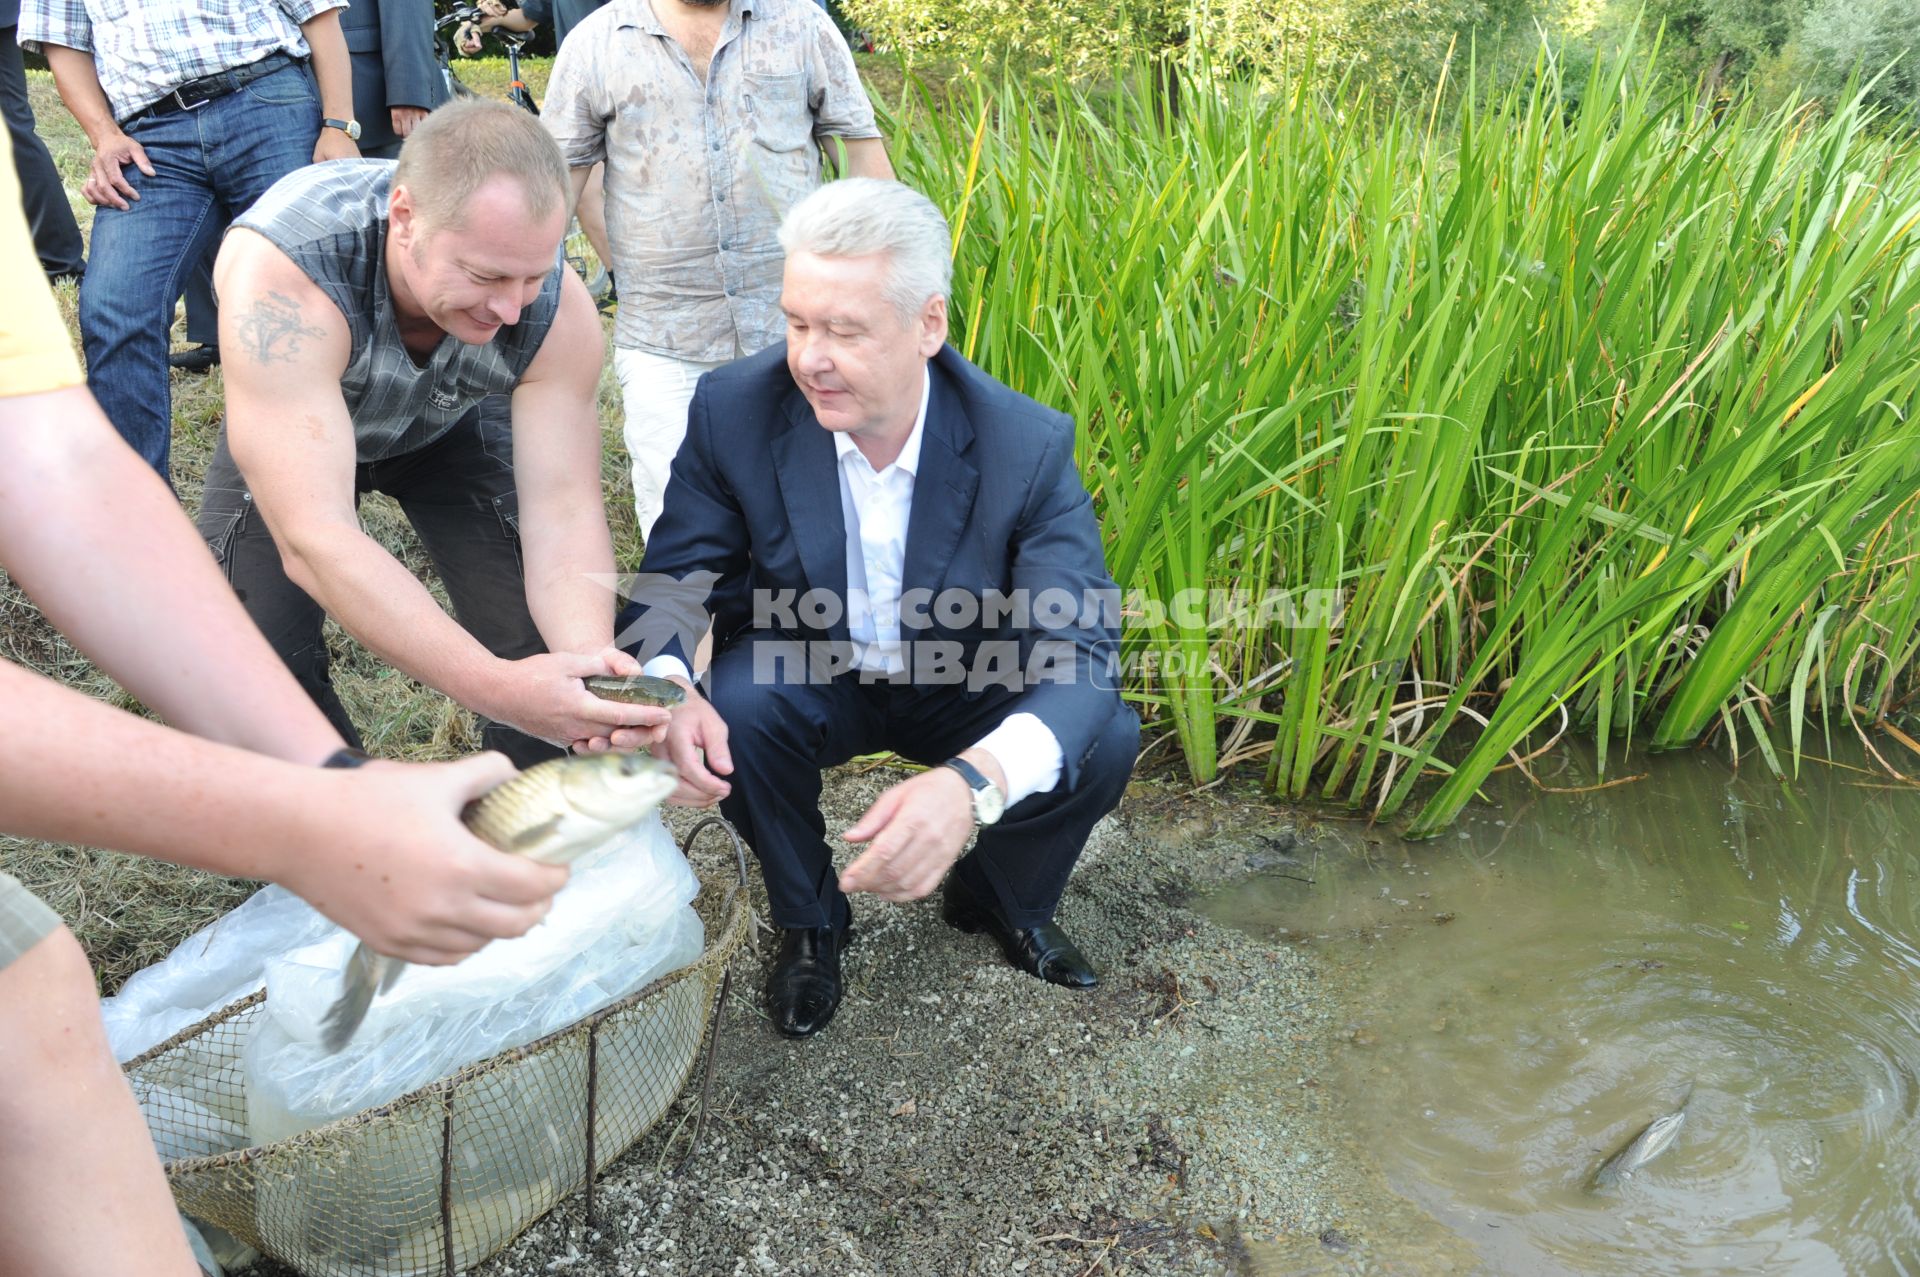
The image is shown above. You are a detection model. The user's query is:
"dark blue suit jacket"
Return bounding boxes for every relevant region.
[341,0,444,155]
[632,343,1125,786]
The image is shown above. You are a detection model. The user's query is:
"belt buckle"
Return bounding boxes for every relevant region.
[171,83,212,112]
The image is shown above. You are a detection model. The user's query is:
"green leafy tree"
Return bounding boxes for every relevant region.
[1797,0,1919,119]
[841,0,1548,88]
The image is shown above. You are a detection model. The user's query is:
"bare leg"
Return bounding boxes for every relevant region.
[0,928,201,1277]
[580,163,612,277]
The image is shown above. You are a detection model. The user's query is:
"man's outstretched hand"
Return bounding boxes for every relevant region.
[839,752,1005,902]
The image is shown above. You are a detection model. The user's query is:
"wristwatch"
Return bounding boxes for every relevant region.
[322,117,362,141]
[941,757,1005,826]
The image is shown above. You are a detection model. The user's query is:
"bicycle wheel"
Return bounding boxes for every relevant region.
[565,215,611,304]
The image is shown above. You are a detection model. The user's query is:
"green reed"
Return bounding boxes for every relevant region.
[881,38,1920,832]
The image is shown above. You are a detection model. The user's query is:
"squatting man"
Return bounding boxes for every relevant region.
[623,177,1141,1039]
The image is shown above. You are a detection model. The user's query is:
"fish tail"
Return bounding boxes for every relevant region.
[320,944,397,1052]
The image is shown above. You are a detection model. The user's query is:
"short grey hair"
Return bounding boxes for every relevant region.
[777,178,953,318]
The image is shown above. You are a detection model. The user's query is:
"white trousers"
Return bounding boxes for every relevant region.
[614,345,731,540]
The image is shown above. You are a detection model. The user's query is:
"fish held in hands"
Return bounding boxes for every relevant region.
[318,752,679,1052]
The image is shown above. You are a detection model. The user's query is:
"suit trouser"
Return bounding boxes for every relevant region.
[195,396,566,769]
[0,23,84,278]
[706,630,1141,931]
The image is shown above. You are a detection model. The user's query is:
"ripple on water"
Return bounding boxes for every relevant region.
[1206,745,1920,1276]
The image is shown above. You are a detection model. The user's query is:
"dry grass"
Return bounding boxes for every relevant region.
[4,68,642,991]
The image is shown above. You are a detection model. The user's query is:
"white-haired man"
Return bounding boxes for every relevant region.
[624,178,1140,1039]
[540,0,893,541]
[198,99,668,767]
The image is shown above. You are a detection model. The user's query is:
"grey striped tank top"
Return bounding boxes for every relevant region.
[232,160,563,462]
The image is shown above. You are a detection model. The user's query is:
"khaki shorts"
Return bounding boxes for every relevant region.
[0,870,60,971]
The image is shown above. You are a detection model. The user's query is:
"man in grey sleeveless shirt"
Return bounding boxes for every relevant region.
[196,100,666,767]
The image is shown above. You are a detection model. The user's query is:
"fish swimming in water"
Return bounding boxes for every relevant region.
[318,751,679,1052]
[1589,1084,1694,1190]
[584,674,687,709]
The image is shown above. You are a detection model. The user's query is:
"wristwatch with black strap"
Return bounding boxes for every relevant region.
[941,756,1005,826]
[322,117,362,141]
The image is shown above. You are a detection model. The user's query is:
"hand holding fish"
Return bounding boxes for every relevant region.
[839,759,995,902]
[478,649,669,749]
[280,752,568,967]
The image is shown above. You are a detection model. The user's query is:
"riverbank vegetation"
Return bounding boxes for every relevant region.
[871,26,1920,830]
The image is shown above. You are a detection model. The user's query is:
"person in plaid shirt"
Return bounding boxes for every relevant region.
[20,0,361,481]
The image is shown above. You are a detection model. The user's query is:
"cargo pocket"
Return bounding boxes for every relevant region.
[202,492,254,586]
[492,492,525,574]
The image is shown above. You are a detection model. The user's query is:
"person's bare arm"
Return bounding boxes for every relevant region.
[0,386,342,764]
[300,8,362,162]
[0,381,566,962]
[840,136,893,180]
[510,271,625,655]
[41,45,154,210]
[216,232,656,744]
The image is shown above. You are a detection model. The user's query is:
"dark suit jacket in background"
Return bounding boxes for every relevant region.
[342,0,444,156]
[630,343,1126,789]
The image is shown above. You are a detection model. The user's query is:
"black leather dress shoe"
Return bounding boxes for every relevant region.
[169,344,220,373]
[766,923,853,1038]
[941,877,1098,989]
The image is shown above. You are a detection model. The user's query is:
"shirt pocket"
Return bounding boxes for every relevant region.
[742,71,812,154]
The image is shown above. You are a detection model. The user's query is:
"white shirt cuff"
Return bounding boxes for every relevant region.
[641,654,695,687]
[970,712,1064,809]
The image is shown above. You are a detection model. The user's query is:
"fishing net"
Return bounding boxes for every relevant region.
[121,817,751,1277]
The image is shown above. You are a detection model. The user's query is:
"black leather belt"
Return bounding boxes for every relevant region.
[122,51,303,125]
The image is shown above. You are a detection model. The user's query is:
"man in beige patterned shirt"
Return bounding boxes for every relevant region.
[542,0,892,540]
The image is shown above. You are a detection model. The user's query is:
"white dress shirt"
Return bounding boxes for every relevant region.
[646,368,1065,807]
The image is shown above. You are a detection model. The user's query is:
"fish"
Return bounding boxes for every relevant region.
[318,751,680,1052]
[1588,1084,1694,1190]
[583,673,687,709]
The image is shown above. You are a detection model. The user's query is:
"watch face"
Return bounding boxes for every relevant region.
[346,120,362,141]
[975,784,1006,825]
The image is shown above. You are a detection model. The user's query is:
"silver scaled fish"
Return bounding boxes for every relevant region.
[1589,1084,1694,1190]
[318,751,679,1052]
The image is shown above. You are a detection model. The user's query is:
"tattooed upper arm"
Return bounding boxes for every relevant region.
[233,289,331,365]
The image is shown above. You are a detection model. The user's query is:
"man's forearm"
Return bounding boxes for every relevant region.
[841,136,894,181]
[274,521,511,712]
[299,9,356,122]
[42,45,120,144]
[0,661,329,884]
[522,508,621,654]
[0,388,344,765]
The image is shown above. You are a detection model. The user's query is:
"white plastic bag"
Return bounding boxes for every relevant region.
[244,817,701,1143]
[102,886,338,1063]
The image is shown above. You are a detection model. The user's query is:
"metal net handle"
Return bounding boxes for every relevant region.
[680,813,752,895]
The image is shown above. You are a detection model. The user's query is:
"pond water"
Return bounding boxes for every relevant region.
[1203,742,1920,1275]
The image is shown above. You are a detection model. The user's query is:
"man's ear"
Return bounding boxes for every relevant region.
[919,294,948,358]
[390,185,419,250]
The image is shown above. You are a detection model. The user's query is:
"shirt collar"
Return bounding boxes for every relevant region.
[834,368,929,479]
[622,0,754,35]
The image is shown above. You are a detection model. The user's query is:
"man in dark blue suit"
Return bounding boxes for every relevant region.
[341,0,443,159]
[620,178,1139,1039]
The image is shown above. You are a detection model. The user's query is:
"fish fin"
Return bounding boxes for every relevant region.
[505,813,564,853]
[319,944,396,1053]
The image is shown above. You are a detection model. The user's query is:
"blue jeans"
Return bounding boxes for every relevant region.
[79,59,319,479]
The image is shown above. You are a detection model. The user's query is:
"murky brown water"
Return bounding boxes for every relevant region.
[1205,744,1920,1275]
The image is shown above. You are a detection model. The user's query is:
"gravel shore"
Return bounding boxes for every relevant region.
[383,766,1475,1277]
[15,650,1481,1274]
